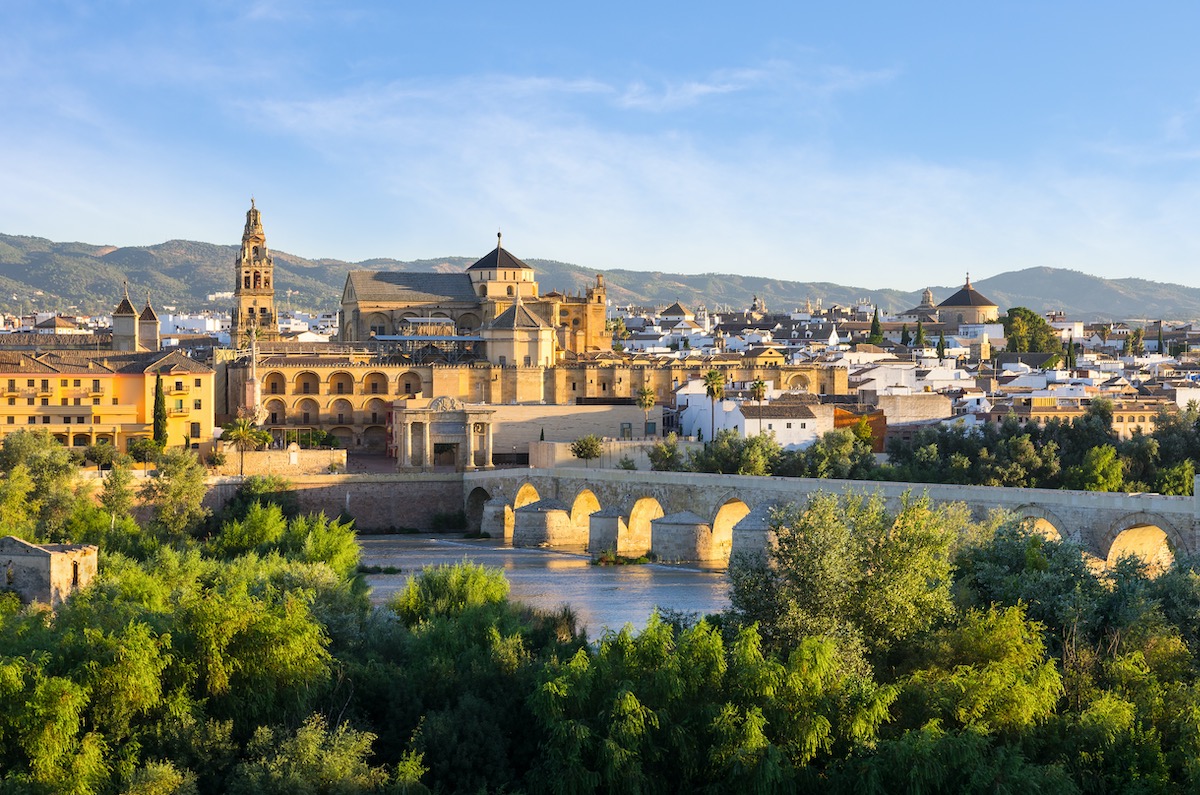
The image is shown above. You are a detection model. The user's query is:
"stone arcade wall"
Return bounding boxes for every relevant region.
[205,473,463,532]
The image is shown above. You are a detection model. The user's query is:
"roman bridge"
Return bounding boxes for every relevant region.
[462,468,1200,568]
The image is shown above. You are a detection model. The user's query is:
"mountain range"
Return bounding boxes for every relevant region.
[1,232,1197,322]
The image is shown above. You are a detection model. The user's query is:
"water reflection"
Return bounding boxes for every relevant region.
[360,535,731,640]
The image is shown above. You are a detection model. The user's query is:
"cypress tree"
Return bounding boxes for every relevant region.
[900,324,911,346]
[936,331,947,361]
[868,307,884,345]
[1158,322,1165,354]
[915,320,927,347]
[153,372,168,447]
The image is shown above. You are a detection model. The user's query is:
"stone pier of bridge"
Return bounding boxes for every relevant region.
[462,468,1200,568]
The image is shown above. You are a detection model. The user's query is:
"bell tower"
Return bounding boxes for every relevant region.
[231,198,280,345]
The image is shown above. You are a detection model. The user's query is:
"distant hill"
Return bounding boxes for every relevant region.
[0,232,1197,321]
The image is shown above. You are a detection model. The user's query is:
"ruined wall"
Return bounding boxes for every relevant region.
[205,473,464,532]
[212,444,348,477]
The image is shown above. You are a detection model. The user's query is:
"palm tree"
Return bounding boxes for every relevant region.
[749,379,767,435]
[702,369,725,445]
[223,417,272,478]
[636,386,656,436]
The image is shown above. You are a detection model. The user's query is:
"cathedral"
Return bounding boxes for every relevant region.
[221,202,843,454]
[338,231,611,361]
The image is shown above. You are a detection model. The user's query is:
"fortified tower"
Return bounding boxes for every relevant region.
[231,199,279,344]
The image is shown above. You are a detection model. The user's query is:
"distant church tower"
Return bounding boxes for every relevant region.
[231,199,279,345]
[112,284,139,352]
[138,293,160,352]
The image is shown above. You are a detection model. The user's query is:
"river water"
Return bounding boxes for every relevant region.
[359,535,731,640]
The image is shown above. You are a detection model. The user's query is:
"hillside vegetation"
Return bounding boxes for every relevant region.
[2,231,1199,320]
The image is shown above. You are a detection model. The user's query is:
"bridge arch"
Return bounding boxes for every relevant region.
[514,482,541,510]
[626,496,664,558]
[1104,512,1179,574]
[711,497,751,564]
[570,489,602,538]
[1013,505,1067,542]
[466,486,491,532]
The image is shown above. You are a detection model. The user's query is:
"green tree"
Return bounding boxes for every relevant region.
[1065,444,1124,492]
[139,448,210,537]
[100,459,135,528]
[228,715,393,795]
[900,324,912,346]
[915,320,927,347]
[868,307,884,344]
[222,418,273,478]
[153,372,168,447]
[569,434,603,468]
[1157,321,1165,354]
[648,432,686,471]
[635,386,656,436]
[1003,307,1062,353]
[702,368,725,445]
[83,442,117,470]
[129,437,163,471]
[728,491,958,667]
[936,331,947,361]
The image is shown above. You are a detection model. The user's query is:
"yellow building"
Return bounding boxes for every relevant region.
[0,350,216,455]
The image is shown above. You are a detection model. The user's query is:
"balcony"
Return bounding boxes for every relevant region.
[166,385,191,396]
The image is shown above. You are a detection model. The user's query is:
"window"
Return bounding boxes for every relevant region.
[74,398,81,406]
[302,411,310,424]
[40,379,48,391]
[72,561,79,588]
[193,399,202,410]
[40,398,47,406]
[5,380,12,390]
[337,412,345,423]
[112,398,117,405]
[60,379,67,387]
[60,399,67,406]
[26,417,35,424]
[64,417,71,424]
[73,379,80,387]
[92,398,100,405]
[190,422,200,438]
[336,383,345,394]
[77,417,85,424]
[767,423,773,430]
[174,400,183,411]
[26,379,33,388]
[571,382,577,392]
[174,381,183,392]
[194,378,201,387]
[786,422,792,429]
[5,398,11,406]
[269,410,279,424]
[370,382,380,394]
[40,416,49,424]
[302,383,311,394]
[92,380,100,392]
[498,356,507,366]
[524,356,532,367]
[403,382,412,394]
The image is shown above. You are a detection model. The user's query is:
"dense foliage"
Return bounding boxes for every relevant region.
[7,427,1200,791]
[656,399,1200,496]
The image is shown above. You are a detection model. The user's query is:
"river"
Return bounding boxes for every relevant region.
[359,535,731,640]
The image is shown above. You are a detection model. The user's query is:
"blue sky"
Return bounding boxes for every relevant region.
[3,1,1200,290]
